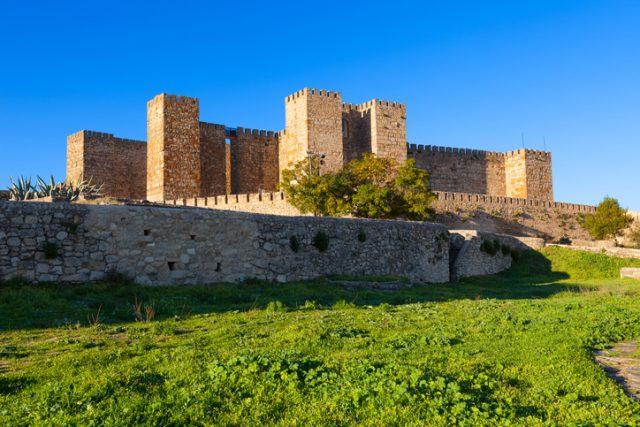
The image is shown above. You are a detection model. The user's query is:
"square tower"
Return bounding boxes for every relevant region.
[370,100,407,164]
[280,88,343,175]
[504,149,553,201]
[147,94,201,201]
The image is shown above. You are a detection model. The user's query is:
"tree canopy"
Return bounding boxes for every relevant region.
[280,154,436,221]
[583,197,632,240]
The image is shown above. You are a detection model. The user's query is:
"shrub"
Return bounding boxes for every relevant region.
[313,231,329,252]
[480,239,500,256]
[289,235,300,252]
[630,227,640,249]
[500,245,512,256]
[583,197,632,240]
[43,241,59,259]
[357,229,367,243]
[265,300,288,313]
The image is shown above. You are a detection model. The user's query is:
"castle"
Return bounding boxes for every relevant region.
[66,88,554,202]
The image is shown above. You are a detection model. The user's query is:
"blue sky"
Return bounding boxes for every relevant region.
[0,1,638,209]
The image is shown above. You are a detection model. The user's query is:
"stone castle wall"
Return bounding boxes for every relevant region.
[231,128,279,194]
[168,190,595,241]
[409,145,553,201]
[67,88,553,203]
[66,130,146,199]
[199,122,228,197]
[0,201,451,285]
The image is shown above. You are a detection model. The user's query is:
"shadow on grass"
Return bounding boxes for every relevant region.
[0,251,572,331]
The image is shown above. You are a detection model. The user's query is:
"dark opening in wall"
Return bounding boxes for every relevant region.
[144,229,151,236]
[190,234,196,240]
[215,262,221,272]
[168,261,176,271]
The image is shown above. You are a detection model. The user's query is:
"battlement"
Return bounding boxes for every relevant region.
[342,99,405,112]
[285,88,341,102]
[236,127,279,139]
[435,191,594,212]
[147,93,198,107]
[407,144,550,159]
[199,122,225,131]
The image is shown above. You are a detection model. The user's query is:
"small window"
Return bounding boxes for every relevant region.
[167,261,176,271]
[342,119,349,139]
[190,234,196,240]
[143,229,151,236]
[225,138,231,145]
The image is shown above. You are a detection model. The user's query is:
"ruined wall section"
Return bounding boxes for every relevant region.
[371,100,407,165]
[147,94,200,202]
[199,122,227,196]
[231,128,279,194]
[66,131,146,199]
[409,145,506,195]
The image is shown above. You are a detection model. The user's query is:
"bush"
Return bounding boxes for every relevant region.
[480,239,500,256]
[313,231,329,252]
[289,235,300,252]
[583,197,632,240]
[265,300,288,313]
[501,245,512,256]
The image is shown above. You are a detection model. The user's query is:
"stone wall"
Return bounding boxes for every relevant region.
[199,122,228,196]
[450,230,515,281]
[433,191,593,240]
[409,145,506,195]
[0,201,451,284]
[170,190,594,241]
[66,130,146,199]
[231,128,279,194]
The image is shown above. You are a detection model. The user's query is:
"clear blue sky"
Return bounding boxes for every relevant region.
[1,1,638,209]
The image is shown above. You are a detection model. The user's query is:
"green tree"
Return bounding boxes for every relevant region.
[583,197,632,240]
[280,154,435,220]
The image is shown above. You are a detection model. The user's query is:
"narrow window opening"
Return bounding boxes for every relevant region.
[168,261,176,271]
[143,229,151,236]
[190,234,196,240]
[225,138,231,145]
[215,262,221,272]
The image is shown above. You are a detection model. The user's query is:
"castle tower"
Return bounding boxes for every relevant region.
[370,100,407,164]
[280,88,343,175]
[504,149,553,201]
[147,94,201,202]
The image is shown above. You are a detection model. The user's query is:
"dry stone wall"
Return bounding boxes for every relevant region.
[449,230,515,281]
[0,201,451,285]
[199,122,228,196]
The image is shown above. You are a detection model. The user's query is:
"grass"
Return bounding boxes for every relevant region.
[2,247,640,425]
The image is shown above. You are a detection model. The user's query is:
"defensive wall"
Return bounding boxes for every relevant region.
[67,88,553,203]
[166,190,596,241]
[408,144,553,201]
[0,200,456,284]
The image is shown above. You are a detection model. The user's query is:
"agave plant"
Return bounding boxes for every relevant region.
[36,175,57,198]
[8,176,37,200]
[8,175,103,202]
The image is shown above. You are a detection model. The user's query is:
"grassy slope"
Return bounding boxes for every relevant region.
[2,247,640,425]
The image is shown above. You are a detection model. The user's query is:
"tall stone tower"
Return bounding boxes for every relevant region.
[279,88,343,175]
[504,149,553,201]
[147,94,201,202]
[370,100,407,164]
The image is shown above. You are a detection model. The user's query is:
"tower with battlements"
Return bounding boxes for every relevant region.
[65,87,553,203]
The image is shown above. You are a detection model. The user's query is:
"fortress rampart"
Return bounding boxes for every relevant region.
[66,88,554,204]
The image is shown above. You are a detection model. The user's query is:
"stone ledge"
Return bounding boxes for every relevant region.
[621,268,640,279]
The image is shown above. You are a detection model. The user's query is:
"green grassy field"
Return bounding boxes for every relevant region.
[2,247,640,425]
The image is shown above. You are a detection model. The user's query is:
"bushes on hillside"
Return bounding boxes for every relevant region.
[583,197,632,240]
